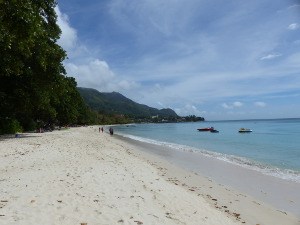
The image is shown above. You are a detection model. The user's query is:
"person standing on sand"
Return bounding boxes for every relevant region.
[109,127,113,135]
[101,127,104,133]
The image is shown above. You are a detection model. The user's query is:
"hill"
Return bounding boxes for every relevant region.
[77,87,178,118]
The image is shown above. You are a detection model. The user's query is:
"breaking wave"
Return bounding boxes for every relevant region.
[120,133,300,183]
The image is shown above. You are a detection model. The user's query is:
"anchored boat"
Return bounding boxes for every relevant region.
[210,129,219,133]
[197,127,214,131]
[239,128,252,133]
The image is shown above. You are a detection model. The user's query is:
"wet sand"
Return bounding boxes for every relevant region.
[117,134,300,225]
[120,135,300,215]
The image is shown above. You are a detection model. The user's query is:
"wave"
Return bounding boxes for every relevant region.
[119,133,300,183]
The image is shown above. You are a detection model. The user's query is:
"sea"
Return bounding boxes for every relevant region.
[113,118,300,183]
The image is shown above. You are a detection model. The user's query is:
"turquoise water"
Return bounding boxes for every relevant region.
[113,118,300,183]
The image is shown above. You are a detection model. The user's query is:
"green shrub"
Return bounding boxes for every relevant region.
[0,118,23,135]
[23,119,37,131]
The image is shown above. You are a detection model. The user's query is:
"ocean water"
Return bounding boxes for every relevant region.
[113,118,300,183]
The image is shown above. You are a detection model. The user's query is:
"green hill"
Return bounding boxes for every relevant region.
[77,87,178,118]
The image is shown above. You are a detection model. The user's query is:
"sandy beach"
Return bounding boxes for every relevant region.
[0,127,299,225]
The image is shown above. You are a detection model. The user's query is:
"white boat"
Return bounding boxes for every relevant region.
[239,128,252,133]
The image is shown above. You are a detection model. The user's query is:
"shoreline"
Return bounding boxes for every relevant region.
[114,133,300,216]
[114,130,300,184]
[1,127,299,224]
[115,133,300,224]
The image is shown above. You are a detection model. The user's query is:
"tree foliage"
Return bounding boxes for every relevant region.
[0,1,204,134]
[0,0,99,134]
[184,115,205,122]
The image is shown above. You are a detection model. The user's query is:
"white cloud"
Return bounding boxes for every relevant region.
[260,53,282,60]
[55,7,77,51]
[66,59,114,87]
[174,104,205,116]
[151,83,164,93]
[288,23,299,30]
[108,0,199,38]
[157,101,165,107]
[56,0,300,120]
[221,103,233,109]
[56,7,139,93]
[117,80,138,90]
[66,59,138,92]
[288,4,300,9]
[233,101,244,107]
[221,102,244,109]
[254,101,267,107]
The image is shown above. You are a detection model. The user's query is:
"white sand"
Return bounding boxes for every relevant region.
[0,127,299,225]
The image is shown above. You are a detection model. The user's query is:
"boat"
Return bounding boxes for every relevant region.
[197,127,214,131]
[210,129,219,133]
[238,128,252,133]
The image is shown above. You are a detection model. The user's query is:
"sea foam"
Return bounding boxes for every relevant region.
[120,133,300,183]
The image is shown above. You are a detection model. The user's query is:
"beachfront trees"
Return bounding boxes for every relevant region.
[0,0,93,133]
[0,0,64,131]
[0,0,62,77]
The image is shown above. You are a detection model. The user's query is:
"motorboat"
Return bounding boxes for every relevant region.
[210,129,219,133]
[239,128,252,133]
[197,127,214,131]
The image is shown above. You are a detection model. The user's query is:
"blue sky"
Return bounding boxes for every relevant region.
[56,0,300,120]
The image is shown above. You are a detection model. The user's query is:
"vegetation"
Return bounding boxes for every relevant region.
[0,0,97,134]
[0,1,204,134]
[77,87,204,123]
[184,115,205,122]
[77,87,178,119]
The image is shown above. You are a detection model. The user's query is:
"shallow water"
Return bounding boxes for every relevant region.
[113,118,300,183]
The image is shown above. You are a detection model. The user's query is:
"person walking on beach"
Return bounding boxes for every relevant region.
[101,127,104,133]
[109,127,114,135]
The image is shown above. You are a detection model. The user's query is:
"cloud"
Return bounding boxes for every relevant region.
[56,7,116,91]
[157,101,165,107]
[221,102,244,109]
[56,0,300,120]
[288,4,300,9]
[288,23,299,30]
[260,54,282,60]
[65,59,114,87]
[56,6,139,93]
[233,101,244,107]
[108,0,199,38]
[221,103,232,109]
[55,7,77,51]
[65,59,138,92]
[254,101,267,107]
[174,104,206,116]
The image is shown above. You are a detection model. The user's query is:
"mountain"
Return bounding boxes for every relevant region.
[77,87,178,118]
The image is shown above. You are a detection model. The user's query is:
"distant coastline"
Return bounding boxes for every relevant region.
[205,117,300,122]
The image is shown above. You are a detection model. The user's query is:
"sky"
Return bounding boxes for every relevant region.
[55,0,300,120]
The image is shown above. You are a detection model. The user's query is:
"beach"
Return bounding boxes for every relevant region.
[0,127,299,225]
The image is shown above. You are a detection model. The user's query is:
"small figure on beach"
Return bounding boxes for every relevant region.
[101,127,104,133]
[109,127,114,135]
[99,127,101,132]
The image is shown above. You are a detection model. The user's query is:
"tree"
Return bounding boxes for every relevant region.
[0,0,62,77]
[0,0,132,134]
[0,0,79,132]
